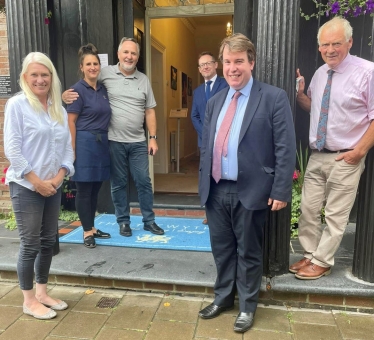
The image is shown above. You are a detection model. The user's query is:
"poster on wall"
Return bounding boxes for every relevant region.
[171,66,177,90]
[182,72,188,108]
[188,77,192,96]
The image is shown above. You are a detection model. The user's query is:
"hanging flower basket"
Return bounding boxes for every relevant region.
[301,0,374,20]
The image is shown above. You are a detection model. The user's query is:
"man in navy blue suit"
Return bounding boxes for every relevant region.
[191,52,228,224]
[191,52,228,148]
[198,34,295,333]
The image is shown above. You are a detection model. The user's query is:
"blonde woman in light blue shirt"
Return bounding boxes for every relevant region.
[4,52,74,320]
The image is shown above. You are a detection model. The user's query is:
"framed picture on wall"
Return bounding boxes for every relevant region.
[171,66,177,90]
[182,72,188,108]
[188,77,192,96]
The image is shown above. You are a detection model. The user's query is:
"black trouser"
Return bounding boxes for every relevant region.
[75,181,103,232]
[205,180,267,313]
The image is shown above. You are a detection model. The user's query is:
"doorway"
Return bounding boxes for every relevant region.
[145,3,234,198]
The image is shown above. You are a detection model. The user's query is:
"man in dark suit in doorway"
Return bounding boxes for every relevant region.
[191,52,228,147]
[198,33,295,333]
[191,52,228,224]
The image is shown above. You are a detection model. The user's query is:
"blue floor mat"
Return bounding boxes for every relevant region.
[59,214,212,252]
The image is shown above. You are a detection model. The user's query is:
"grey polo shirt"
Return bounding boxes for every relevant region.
[99,64,156,143]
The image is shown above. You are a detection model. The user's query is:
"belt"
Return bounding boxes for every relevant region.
[316,148,352,153]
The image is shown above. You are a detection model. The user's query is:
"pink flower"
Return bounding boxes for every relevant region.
[3,167,8,174]
[1,177,5,184]
[293,170,299,180]
[44,17,50,25]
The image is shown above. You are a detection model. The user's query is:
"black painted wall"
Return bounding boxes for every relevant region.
[49,0,114,90]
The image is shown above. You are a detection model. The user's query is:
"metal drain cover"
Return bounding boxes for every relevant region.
[96,297,120,309]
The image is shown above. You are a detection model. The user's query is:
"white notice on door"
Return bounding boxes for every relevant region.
[98,54,109,68]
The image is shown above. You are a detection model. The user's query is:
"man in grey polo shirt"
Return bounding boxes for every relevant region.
[64,37,164,237]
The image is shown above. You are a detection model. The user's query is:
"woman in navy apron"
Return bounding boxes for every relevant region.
[67,44,111,248]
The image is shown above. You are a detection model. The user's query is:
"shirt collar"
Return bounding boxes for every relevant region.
[206,74,218,84]
[115,63,139,78]
[79,79,102,91]
[227,76,253,98]
[324,53,352,74]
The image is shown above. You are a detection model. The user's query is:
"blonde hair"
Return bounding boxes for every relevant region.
[19,52,64,124]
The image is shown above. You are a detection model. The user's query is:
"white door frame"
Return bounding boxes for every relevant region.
[151,37,168,173]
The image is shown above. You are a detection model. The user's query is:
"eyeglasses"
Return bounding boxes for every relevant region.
[319,42,343,50]
[198,61,216,68]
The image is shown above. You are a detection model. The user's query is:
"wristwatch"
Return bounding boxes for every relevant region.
[149,135,157,140]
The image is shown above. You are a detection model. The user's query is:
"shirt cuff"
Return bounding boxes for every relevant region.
[61,165,70,176]
[20,164,32,179]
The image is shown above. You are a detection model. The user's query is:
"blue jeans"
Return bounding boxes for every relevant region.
[10,182,61,290]
[109,140,155,225]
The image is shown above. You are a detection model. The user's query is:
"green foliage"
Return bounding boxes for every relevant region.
[62,176,72,194]
[2,210,17,230]
[291,144,309,237]
[291,143,326,238]
[59,209,80,222]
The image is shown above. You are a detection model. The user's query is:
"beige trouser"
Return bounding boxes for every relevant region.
[298,151,366,268]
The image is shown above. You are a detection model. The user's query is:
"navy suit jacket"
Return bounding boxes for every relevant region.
[199,79,296,210]
[191,77,228,147]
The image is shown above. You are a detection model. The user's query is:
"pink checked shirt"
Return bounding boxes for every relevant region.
[307,54,374,150]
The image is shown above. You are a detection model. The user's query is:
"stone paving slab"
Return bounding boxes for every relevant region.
[0,282,373,339]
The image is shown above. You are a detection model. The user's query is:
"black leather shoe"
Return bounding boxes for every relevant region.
[83,235,96,248]
[93,229,111,239]
[144,222,164,235]
[198,303,234,319]
[119,223,132,237]
[233,312,255,333]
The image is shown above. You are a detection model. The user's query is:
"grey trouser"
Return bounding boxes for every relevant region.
[10,182,60,290]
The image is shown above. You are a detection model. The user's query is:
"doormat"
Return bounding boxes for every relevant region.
[59,214,211,252]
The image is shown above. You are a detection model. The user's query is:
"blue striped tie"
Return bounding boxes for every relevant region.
[316,69,334,151]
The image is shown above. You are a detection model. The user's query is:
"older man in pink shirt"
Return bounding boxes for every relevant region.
[290,16,374,280]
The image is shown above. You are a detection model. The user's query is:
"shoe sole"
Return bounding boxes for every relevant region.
[199,305,234,319]
[93,235,111,239]
[23,306,57,319]
[84,243,96,248]
[234,323,254,333]
[295,268,331,280]
[289,268,298,274]
[120,232,132,237]
[143,227,164,235]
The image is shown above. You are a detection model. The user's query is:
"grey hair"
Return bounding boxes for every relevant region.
[317,16,353,45]
[118,37,140,55]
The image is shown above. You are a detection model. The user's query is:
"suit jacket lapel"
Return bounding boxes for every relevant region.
[208,87,230,153]
[239,79,262,144]
[210,77,221,97]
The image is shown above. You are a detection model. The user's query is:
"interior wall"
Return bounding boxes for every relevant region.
[151,18,198,169]
[194,19,228,79]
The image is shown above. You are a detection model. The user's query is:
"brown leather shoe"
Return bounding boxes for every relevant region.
[295,263,331,280]
[289,258,311,273]
[202,219,208,225]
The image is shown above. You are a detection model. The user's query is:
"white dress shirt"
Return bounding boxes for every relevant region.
[206,74,218,91]
[4,93,75,191]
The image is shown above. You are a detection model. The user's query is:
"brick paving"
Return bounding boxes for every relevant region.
[0,282,373,340]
